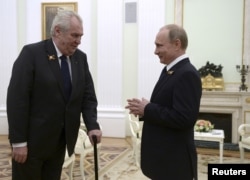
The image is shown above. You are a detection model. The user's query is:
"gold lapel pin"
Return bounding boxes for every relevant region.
[48,55,56,61]
[167,70,174,75]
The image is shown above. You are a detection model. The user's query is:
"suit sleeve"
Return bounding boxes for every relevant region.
[80,55,100,131]
[7,45,34,143]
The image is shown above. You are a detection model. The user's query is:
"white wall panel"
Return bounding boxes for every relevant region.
[96,0,125,137]
[138,0,166,98]
[76,0,94,70]
[0,1,18,134]
[245,0,250,86]
[183,0,244,83]
[96,0,123,107]
[0,1,18,107]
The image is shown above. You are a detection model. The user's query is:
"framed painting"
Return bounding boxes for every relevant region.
[41,2,78,40]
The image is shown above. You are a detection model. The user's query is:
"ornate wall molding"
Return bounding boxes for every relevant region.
[174,0,183,25]
[244,0,250,63]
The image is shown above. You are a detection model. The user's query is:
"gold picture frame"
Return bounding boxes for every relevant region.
[41,2,78,40]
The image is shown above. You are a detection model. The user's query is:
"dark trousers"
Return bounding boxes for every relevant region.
[12,137,66,180]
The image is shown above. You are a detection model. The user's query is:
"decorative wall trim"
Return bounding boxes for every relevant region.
[0,106,127,137]
[98,107,126,119]
[174,0,183,25]
[98,107,126,138]
[0,107,8,135]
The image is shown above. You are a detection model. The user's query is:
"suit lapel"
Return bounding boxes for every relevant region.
[151,67,171,100]
[45,39,66,101]
[151,59,190,100]
[69,54,79,100]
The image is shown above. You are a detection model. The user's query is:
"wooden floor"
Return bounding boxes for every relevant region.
[1,135,250,159]
[0,135,8,144]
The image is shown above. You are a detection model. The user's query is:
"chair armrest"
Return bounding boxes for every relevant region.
[238,124,250,136]
[128,114,141,137]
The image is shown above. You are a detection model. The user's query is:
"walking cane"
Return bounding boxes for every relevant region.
[92,135,98,180]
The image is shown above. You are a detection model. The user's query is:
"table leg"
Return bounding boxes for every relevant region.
[219,140,223,163]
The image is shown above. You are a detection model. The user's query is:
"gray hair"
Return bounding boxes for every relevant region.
[50,10,83,37]
[161,24,188,50]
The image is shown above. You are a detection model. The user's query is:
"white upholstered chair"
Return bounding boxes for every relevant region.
[63,120,102,180]
[74,128,88,180]
[63,128,88,180]
[238,124,250,162]
[72,127,101,180]
[128,114,142,167]
[63,150,76,180]
[80,122,102,168]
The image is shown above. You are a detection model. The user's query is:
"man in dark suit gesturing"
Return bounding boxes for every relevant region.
[126,24,202,180]
[7,10,102,180]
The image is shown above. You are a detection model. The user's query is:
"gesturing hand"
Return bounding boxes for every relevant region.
[125,98,149,117]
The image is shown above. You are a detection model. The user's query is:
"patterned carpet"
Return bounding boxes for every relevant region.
[100,147,250,180]
[1,142,250,180]
[0,143,130,180]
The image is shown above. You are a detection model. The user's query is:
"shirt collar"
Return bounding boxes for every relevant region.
[166,54,188,71]
[52,40,63,58]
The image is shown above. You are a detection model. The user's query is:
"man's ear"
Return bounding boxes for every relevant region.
[54,26,61,36]
[174,39,181,50]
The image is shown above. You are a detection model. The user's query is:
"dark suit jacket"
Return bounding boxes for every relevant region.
[140,59,202,180]
[7,39,99,157]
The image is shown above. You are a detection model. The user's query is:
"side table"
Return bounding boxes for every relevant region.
[194,129,225,163]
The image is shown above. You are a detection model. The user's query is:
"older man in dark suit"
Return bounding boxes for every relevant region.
[126,24,202,180]
[7,10,102,180]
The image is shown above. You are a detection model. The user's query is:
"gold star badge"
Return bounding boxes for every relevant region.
[48,55,56,61]
[167,70,174,75]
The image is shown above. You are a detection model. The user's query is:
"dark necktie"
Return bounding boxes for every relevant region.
[159,66,167,80]
[60,55,72,101]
